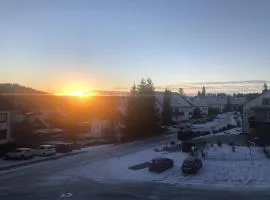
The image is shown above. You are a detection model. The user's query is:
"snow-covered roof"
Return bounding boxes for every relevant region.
[192,97,208,107]
[156,93,193,108]
[206,96,228,105]
[231,97,247,105]
[243,91,270,110]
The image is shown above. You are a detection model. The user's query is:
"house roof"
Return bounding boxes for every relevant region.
[155,93,193,109]
[206,96,228,105]
[231,97,247,105]
[243,90,270,108]
[192,97,208,107]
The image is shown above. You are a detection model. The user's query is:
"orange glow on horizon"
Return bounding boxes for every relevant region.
[56,89,98,97]
[68,90,85,97]
[55,82,97,97]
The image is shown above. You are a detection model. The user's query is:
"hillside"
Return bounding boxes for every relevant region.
[0,83,45,94]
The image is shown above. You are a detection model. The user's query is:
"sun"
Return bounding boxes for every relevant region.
[56,83,97,97]
[69,90,85,97]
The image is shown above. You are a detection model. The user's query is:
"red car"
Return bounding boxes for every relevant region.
[181,157,202,174]
[149,157,174,173]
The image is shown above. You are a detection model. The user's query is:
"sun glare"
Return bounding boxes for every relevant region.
[69,90,85,97]
[56,83,97,97]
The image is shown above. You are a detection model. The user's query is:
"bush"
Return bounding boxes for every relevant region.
[227,124,234,129]
[182,142,193,153]
[177,131,193,141]
[217,140,222,147]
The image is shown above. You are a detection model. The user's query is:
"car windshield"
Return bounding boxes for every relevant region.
[1,1,270,200]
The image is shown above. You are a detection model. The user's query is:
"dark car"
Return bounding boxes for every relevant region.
[149,157,173,173]
[181,157,202,174]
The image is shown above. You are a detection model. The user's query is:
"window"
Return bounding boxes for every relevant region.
[0,113,7,123]
[262,98,270,106]
[0,129,7,140]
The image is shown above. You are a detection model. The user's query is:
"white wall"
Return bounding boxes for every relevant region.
[90,120,113,138]
[172,107,193,122]
[199,106,209,115]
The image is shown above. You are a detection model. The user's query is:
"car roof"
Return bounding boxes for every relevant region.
[152,157,169,161]
[40,144,54,147]
[184,156,197,161]
[16,148,31,151]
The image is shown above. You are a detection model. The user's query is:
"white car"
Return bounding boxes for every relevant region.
[33,145,56,156]
[5,148,33,160]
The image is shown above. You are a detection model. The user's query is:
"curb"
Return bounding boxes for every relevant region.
[0,151,87,171]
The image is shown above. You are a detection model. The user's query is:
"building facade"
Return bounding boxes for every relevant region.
[243,91,270,136]
[156,93,194,122]
[0,111,12,145]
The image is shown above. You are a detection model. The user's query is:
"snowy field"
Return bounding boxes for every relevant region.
[45,142,270,190]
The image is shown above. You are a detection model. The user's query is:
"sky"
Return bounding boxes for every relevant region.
[0,0,270,95]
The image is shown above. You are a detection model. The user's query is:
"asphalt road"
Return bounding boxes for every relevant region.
[1,134,270,200]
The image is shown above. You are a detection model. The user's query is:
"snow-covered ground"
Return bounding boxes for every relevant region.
[192,112,237,132]
[47,142,270,190]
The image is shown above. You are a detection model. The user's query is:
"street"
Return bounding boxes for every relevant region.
[1,135,270,200]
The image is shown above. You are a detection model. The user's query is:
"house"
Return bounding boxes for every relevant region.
[76,96,126,141]
[243,91,270,139]
[231,97,247,111]
[156,93,194,122]
[0,111,12,145]
[193,95,246,113]
[191,96,227,113]
[191,97,209,115]
[206,96,228,112]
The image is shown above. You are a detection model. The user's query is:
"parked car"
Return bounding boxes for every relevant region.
[33,145,56,156]
[181,156,202,174]
[149,157,173,173]
[4,148,33,160]
[46,142,73,153]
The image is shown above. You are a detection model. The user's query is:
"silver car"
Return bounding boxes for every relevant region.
[6,148,33,160]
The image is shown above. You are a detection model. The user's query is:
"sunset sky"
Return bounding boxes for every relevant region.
[1,0,270,95]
